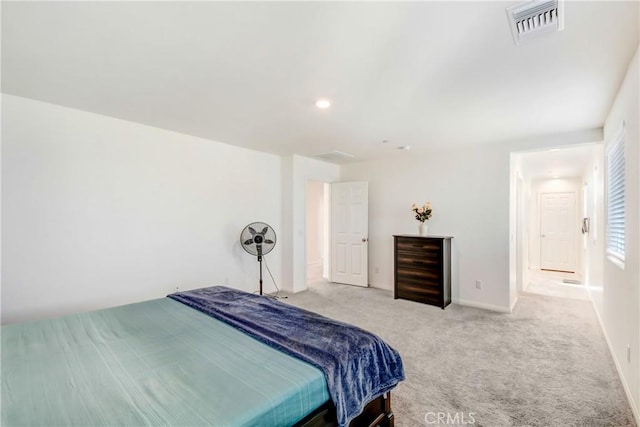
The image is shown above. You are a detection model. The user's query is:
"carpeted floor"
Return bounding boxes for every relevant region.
[282,282,635,427]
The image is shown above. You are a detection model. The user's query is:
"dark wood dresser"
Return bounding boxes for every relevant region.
[393,235,453,309]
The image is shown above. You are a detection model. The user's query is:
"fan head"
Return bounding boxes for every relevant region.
[240,222,277,257]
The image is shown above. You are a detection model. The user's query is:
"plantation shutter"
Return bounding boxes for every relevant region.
[606,124,625,263]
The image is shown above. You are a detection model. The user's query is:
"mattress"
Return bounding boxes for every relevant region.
[1,297,330,426]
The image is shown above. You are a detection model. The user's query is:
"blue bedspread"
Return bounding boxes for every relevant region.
[169,286,405,426]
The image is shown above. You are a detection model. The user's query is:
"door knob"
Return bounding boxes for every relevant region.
[362,238,368,242]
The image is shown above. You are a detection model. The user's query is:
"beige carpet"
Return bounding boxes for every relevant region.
[282,281,635,427]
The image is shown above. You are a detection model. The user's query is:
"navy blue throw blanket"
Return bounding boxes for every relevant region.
[168,286,404,426]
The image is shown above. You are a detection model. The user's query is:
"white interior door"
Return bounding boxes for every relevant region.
[540,192,576,272]
[331,182,368,287]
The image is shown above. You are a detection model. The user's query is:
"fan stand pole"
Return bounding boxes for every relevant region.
[258,255,263,296]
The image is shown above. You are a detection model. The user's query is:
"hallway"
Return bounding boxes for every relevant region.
[524,269,590,301]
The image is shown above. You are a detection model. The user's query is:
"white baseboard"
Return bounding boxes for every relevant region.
[452,298,511,313]
[589,295,640,425]
[510,296,519,313]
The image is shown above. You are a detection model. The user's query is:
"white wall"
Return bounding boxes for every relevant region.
[342,129,602,312]
[594,46,640,418]
[2,95,283,324]
[323,183,330,279]
[515,169,530,297]
[583,144,605,297]
[510,155,525,307]
[527,177,583,274]
[1,92,609,323]
[305,181,325,283]
[281,154,339,293]
[0,90,3,320]
[342,146,513,310]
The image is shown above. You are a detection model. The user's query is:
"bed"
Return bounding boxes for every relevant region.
[2,286,404,427]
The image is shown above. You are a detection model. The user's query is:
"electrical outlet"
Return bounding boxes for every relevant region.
[475,280,482,290]
[627,345,631,363]
[174,285,180,292]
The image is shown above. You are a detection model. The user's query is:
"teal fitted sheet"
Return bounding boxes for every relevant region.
[1,298,330,426]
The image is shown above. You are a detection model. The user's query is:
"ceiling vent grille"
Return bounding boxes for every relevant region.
[506,0,564,45]
[314,150,355,163]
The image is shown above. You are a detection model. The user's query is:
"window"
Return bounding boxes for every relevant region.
[606,124,625,266]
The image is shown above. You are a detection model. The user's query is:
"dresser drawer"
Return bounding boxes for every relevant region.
[395,238,442,254]
[396,251,440,270]
[396,267,441,283]
[396,280,441,296]
[396,284,442,306]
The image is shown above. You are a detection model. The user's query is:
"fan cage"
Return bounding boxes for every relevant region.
[240,222,277,257]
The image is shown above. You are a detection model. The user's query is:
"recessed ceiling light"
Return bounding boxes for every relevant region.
[397,146,411,150]
[550,148,560,152]
[315,99,331,109]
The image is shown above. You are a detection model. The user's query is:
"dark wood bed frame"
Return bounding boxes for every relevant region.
[295,392,394,427]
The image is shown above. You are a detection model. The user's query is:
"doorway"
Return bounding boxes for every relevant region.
[511,144,601,305]
[539,191,577,273]
[530,179,582,280]
[305,181,329,284]
[305,180,370,288]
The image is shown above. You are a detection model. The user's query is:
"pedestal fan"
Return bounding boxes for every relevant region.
[240,222,277,295]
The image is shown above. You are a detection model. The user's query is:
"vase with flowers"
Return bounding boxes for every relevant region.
[411,202,433,236]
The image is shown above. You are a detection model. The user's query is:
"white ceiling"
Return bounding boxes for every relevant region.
[2,1,638,163]
[519,144,596,179]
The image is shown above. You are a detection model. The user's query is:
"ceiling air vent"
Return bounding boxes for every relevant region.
[314,150,355,163]
[506,0,564,45]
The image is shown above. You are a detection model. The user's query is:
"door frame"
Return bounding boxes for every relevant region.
[304,181,330,285]
[516,175,526,293]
